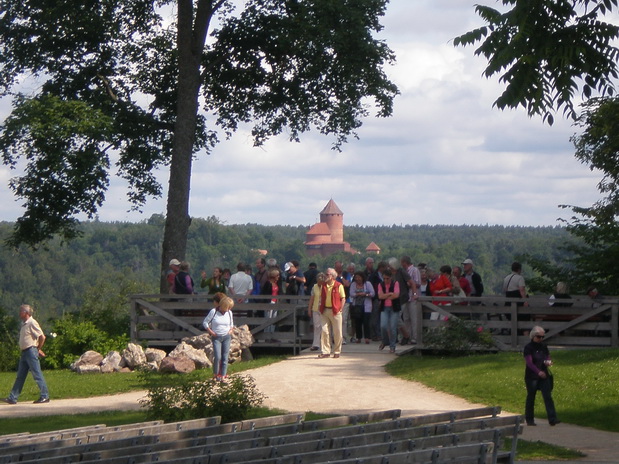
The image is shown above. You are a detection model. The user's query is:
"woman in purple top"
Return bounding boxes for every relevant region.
[523,326,559,426]
[174,261,195,294]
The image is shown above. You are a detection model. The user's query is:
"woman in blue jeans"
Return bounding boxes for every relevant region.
[203,296,235,381]
[377,269,400,353]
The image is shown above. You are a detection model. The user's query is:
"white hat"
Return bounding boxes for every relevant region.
[462,258,474,265]
[169,259,181,266]
[284,262,292,272]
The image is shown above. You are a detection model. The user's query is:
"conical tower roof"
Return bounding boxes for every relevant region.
[366,241,381,252]
[320,199,343,215]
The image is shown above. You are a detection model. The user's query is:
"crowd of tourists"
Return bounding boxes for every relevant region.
[165,256,491,355]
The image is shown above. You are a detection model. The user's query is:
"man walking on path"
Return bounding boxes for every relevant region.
[318,268,346,358]
[2,304,50,405]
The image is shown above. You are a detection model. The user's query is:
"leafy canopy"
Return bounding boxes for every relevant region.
[454,0,619,124]
[0,0,398,249]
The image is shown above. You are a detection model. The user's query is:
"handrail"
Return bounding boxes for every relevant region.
[129,293,618,350]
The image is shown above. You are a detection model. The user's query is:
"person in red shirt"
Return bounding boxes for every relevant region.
[453,266,471,296]
[431,265,453,306]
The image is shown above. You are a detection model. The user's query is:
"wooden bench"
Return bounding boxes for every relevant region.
[0,408,521,464]
[1,414,304,464]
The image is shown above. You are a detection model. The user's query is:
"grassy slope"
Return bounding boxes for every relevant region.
[386,348,619,432]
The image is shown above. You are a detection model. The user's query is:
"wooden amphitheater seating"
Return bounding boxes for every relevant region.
[0,407,521,464]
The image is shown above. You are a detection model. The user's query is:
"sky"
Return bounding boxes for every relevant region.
[0,0,603,229]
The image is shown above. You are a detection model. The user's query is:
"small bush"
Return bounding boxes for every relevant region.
[141,374,266,423]
[423,317,495,355]
[44,317,129,369]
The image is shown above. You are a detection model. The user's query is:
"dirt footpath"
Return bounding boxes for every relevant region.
[248,349,483,416]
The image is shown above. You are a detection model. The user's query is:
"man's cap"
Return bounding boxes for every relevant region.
[462,258,474,265]
[284,262,292,272]
[169,259,181,266]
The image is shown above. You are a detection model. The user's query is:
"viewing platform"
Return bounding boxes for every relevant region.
[129,294,618,351]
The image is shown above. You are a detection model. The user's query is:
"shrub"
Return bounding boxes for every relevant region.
[423,317,495,355]
[0,306,20,371]
[141,374,266,423]
[44,316,129,369]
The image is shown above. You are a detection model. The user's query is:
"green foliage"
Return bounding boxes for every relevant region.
[79,273,143,337]
[423,317,495,355]
[0,220,158,321]
[521,97,619,295]
[0,306,20,371]
[43,317,128,369]
[207,0,398,148]
[141,374,266,423]
[0,94,114,247]
[454,0,619,124]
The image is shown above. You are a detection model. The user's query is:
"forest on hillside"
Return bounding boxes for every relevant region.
[0,214,576,324]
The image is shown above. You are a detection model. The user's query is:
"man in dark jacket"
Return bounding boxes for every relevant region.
[462,259,484,297]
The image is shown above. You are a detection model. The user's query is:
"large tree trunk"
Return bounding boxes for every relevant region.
[160,0,215,292]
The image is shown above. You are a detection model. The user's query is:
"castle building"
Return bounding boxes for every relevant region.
[305,199,353,257]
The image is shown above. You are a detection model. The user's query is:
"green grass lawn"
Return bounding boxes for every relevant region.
[386,348,619,433]
[0,356,285,402]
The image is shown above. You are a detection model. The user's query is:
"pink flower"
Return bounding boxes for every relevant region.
[476,326,483,333]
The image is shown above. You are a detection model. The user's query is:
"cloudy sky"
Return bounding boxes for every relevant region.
[0,0,603,228]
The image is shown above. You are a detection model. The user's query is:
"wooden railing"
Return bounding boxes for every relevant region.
[416,295,619,350]
[129,293,618,351]
[130,294,311,352]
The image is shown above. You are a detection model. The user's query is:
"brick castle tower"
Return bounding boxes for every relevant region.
[305,199,352,257]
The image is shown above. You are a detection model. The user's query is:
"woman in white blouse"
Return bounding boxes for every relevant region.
[203,296,235,380]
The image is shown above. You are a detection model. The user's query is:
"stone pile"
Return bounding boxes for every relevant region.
[70,325,254,374]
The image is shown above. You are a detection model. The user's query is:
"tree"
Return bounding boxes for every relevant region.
[454,0,619,292]
[0,0,398,291]
[454,0,619,124]
[558,97,619,292]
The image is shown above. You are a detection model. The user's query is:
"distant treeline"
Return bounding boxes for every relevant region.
[0,215,574,323]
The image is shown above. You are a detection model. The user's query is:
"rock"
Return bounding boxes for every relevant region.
[169,341,211,369]
[71,350,104,371]
[144,361,160,371]
[233,325,255,348]
[182,334,211,350]
[75,364,101,374]
[159,356,195,374]
[181,324,254,368]
[122,343,147,369]
[145,348,167,369]
[100,351,122,373]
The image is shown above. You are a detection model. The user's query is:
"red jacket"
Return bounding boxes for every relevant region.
[319,281,344,315]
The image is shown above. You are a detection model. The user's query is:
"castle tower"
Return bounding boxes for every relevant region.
[319,199,344,243]
[305,199,352,256]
